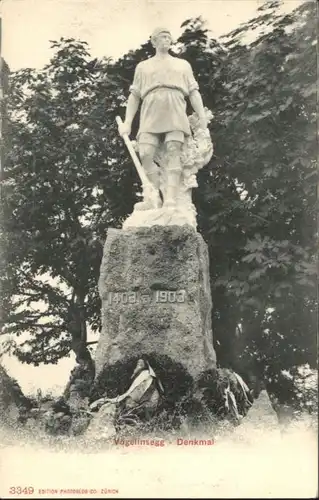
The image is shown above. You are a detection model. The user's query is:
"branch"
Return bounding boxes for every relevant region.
[10,321,64,331]
[39,340,71,355]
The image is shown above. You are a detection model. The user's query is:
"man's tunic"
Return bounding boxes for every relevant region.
[129,55,199,138]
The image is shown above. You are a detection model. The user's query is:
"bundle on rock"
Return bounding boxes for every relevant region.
[89,354,191,433]
[90,358,164,424]
[194,368,253,424]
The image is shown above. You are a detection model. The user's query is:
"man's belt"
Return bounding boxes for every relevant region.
[142,85,186,101]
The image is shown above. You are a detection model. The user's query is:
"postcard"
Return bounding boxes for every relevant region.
[0,0,317,498]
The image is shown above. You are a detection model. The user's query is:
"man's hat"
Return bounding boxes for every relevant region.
[151,27,172,41]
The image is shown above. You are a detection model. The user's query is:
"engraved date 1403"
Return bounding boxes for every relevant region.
[107,290,186,305]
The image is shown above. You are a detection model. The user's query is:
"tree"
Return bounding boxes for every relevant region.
[1,1,316,410]
[1,39,133,363]
[191,1,317,399]
[216,0,316,375]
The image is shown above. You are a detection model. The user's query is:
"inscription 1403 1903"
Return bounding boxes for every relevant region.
[107,290,186,305]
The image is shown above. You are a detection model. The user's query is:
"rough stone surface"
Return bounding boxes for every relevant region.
[0,365,32,427]
[95,225,216,381]
[85,403,117,440]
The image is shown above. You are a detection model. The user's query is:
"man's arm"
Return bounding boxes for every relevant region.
[189,90,207,130]
[119,93,140,137]
[119,63,142,137]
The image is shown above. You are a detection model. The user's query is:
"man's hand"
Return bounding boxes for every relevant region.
[118,120,132,137]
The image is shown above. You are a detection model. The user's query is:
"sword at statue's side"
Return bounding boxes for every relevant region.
[115,116,152,190]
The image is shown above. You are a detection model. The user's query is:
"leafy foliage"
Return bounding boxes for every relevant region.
[190,1,317,382]
[1,39,137,362]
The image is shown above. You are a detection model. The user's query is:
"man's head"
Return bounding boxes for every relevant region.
[151,27,173,51]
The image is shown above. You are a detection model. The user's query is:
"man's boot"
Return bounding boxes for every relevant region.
[134,183,162,211]
[134,160,162,211]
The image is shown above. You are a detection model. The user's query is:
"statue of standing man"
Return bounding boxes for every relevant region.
[118,27,210,212]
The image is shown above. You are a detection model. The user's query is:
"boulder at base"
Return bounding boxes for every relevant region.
[0,364,33,427]
[95,225,216,381]
[85,403,117,440]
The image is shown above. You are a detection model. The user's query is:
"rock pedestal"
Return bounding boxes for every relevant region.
[95,225,216,381]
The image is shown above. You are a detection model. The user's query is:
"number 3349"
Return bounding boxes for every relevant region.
[9,487,34,495]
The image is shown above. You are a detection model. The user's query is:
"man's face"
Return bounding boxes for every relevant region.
[154,32,172,51]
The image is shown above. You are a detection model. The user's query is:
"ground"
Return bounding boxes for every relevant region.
[0,391,317,498]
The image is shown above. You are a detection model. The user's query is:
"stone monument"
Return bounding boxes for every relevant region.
[95,28,216,395]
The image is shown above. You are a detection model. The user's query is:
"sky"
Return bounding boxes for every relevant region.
[0,0,303,396]
[1,0,302,71]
